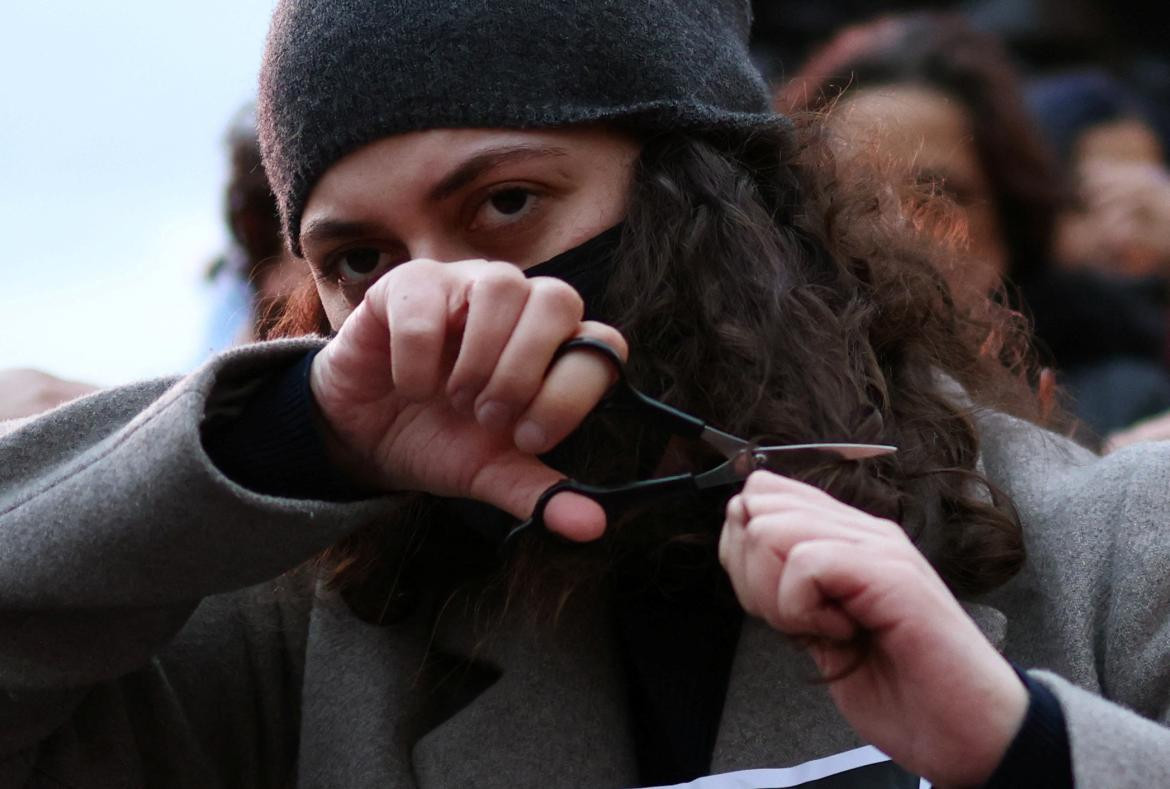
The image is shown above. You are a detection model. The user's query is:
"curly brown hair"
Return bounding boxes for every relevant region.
[272,120,1042,619]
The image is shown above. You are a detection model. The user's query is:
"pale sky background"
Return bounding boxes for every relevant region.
[0,2,279,386]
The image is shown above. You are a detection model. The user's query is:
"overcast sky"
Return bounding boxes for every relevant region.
[0,2,278,386]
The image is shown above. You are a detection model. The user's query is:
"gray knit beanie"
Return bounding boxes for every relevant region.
[258,0,782,254]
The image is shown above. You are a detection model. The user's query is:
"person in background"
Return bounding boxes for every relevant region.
[0,108,304,423]
[779,12,1170,441]
[1027,70,1170,280]
[203,104,305,347]
[1027,72,1170,451]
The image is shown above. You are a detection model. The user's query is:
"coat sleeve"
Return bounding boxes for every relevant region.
[972,410,1170,786]
[0,339,405,787]
[1039,439,1170,786]
[1029,671,1170,786]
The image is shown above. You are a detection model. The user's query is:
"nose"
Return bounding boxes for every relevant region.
[407,237,481,265]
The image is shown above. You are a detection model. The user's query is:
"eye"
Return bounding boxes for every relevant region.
[335,247,396,285]
[489,188,531,215]
[469,186,542,232]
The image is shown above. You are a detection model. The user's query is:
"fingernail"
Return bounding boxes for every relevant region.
[476,400,514,434]
[450,388,475,415]
[514,420,547,453]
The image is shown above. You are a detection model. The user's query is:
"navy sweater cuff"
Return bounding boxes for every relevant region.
[203,349,366,501]
[983,669,1073,788]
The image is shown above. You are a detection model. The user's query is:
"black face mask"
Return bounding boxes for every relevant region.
[522,224,623,322]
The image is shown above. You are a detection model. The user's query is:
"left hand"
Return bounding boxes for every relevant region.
[719,470,1027,787]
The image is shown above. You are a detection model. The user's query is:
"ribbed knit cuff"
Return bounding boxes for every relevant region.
[983,667,1073,789]
[203,349,366,501]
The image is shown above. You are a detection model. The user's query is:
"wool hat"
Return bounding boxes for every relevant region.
[257,0,783,254]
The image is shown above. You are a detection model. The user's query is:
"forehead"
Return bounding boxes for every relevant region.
[303,127,623,221]
[833,85,978,174]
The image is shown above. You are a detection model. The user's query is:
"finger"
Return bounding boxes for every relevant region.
[464,451,606,540]
[543,492,607,542]
[774,540,862,642]
[741,472,899,533]
[512,322,628,454]
[718,494,748,568]
[729,503,875,623]
[720,503,760,615]
[445,263,530,415]
[474,277,584,435]
[742,491,865,527]
[739,529,785,623]
[778,540,921,635]
[738,511,878,566]
[377,262,452,401]
[742,494,905,545]
[742,470,841,507]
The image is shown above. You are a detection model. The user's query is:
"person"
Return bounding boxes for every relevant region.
[0,109,299,423]
[779,12,1170,440]
[1026,69,1170,280]
[203,104,305,348]
[2,2,1169,787]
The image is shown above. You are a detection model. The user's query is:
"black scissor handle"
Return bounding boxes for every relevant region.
[554,338,707,440]
[502,473,700,552]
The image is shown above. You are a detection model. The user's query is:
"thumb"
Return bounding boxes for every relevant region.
[466,452,607,542]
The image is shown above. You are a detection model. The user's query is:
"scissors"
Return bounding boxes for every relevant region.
[501,338,897,548]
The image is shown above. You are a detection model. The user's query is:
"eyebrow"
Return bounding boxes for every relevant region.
[299,218,389,250]
[427,144,569,202]
[300,144,570,249]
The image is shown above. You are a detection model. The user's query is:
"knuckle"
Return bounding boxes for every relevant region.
[532,278,585,318]
[394,258,441,280]
[725,494,745,523]
[785,541,818,569]
[742,492,791,518]
[744,470,779,494]
[472,265,525,297]
[742,517,776,547]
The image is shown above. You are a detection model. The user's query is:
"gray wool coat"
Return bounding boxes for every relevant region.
[2,339,1170,788]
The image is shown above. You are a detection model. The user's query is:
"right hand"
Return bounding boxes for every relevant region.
[309,258,626,540]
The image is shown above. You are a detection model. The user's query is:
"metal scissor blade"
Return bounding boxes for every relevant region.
[693,442,897,492]
[754,443,898,460]
[693,451,758,490]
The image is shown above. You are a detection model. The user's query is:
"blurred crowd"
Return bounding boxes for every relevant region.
[7,1,1170,452]
[761,1,1170,449]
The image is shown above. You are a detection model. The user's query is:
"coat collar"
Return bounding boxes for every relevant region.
[402,587,1008,786]
[410,586,639,787]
